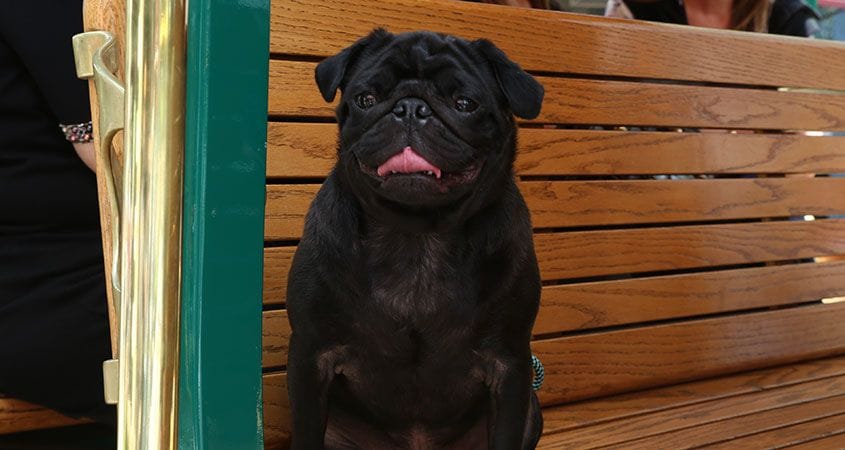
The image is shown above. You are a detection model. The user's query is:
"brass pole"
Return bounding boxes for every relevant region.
[120,0,185,447]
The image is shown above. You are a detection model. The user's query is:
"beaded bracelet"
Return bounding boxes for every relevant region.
[59,121,94,144]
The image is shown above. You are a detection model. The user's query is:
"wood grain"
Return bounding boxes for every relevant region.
[83,0,125,356]
[261,303,845,405]
[266,123,845,178]
[785,431,845,450]
[533,219,845,280]
[266,123,336,179]
[523,178,845,228]
[0,398,88,434]
[264,179,845,239]
[268,60,845,130]
[540,355,845,434]
[269,0,845,90]
[264,184,319,241]
[532,301,845,406]
[514,129,845,176]
[264,247,295,305]
[262,221,845,304]
[263,310,290,368]
[704,413,845,450]
[264,254,845,333]
[598,394,845,449]
[260,357,845,449]
[262,372,290,450]
[535,261,845,334]
[263,262,845,364]
[538,375,845,448]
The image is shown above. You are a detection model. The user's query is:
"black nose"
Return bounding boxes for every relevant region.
[392,97,432,121]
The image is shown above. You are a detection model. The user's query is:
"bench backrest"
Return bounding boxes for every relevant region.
[261,0,845,446]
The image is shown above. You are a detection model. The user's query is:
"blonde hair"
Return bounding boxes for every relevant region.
[732,0,772,32]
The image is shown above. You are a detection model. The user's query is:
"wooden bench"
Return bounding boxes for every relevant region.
[260,0,845,448]
[4,0,844,446]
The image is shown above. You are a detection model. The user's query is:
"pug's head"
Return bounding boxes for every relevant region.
[316,29,543,225]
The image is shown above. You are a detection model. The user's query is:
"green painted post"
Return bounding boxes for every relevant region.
[179,0,270,448]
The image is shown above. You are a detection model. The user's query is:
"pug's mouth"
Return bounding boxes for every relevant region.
[358,146,481,187]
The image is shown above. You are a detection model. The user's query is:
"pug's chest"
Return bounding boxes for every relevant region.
[359,233,479,323]
[332,233,489,408]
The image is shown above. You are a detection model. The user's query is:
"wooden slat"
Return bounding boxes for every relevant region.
[263,310,290,368]
[265,264,845,363]
[535,261,845,334]
[0,398,88,434]
[260,362,845,449]
[533,301,845,406]
[267,123,845,178]
[263,264,845,371]
[267,123,335,179]
[541,355,845,434]
[263,221,845,304]
[264,247,295,305]
[538,375,845,448]
[786,431,845,450]
[269,60,845,130]
[260,303,845,404]
[534,219,845,280]
[268,258,845,318]
[597,394,845,449]
[264,179,845,239]
[265,184,319,241]
[704,413,845,450]
[523,178,845,228]
[263,372,290,450]
[514,130,845,176]
[269,0,845,90]
[84,0,126,358]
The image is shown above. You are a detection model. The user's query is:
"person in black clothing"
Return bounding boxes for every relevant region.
[0,0,115,427]
[606,0,820,37]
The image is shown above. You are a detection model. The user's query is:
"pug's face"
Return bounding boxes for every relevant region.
[315,30,543,214]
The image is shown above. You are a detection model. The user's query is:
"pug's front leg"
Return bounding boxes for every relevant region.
[287,333,338,450]
[487,356,533,450]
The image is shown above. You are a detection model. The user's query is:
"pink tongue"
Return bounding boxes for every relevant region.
[376,146,442,179]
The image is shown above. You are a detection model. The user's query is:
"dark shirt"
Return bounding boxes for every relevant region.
[0,1,114,424]
[624,0,821,37]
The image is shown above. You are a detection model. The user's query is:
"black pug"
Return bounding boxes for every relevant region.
[286,29,544,450]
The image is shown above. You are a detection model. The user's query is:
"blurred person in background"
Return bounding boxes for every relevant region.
[606,0,820,37]
[0,0,115,434]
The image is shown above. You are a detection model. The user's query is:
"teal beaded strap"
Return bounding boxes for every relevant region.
[531,354,544,391]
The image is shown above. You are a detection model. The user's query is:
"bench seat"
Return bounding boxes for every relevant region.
[0,397,87,435]
[260,1,845,448]
[538,355,845,449]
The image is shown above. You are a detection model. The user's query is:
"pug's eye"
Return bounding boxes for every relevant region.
[355,93,378,109]
[454,96,478,113]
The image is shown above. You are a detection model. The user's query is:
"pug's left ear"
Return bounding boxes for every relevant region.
[315,28,392,102]
[473,39,544,120]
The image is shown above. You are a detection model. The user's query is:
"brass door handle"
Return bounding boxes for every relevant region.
[72,30,125,406]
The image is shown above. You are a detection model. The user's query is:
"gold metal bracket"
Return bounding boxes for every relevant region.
[73,30,125,406]
[102,359,119,405]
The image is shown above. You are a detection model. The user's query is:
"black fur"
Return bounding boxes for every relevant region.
[287,30,544,450]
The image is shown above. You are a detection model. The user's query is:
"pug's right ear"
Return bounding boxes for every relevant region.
[315,28,392,103]
[473,39,544,120]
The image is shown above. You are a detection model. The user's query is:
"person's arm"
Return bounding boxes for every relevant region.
[73,142,96,171]
[0,2,93,170]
